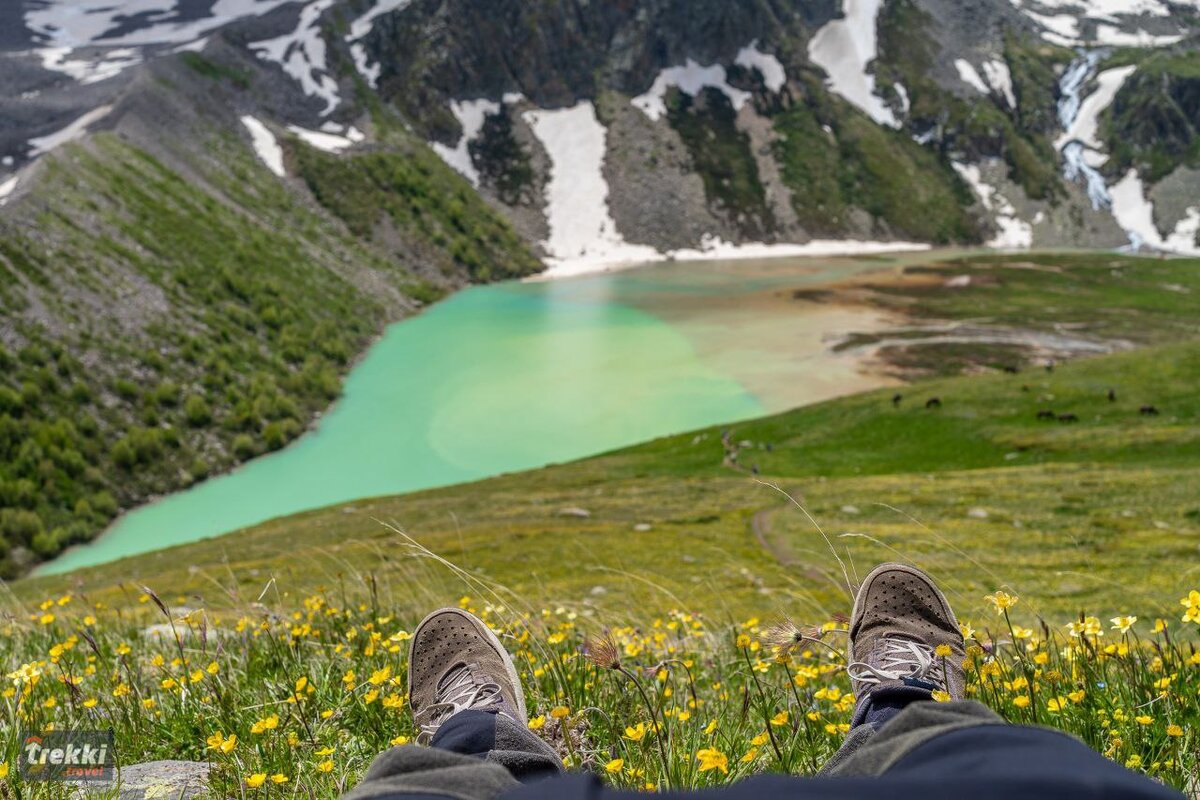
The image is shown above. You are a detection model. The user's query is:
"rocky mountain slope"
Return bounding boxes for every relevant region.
[0,0,1198,574]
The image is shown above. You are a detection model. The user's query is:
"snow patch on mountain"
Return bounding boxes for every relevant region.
[1091,25,1183,47]
[250,0,340,116]
[955,60,990,94]
[287,124,364,153]
[346,0,413,88]
[37,46,143,85]
[1110,170,1200,255]
[953,162,1033,249]
[28,105,113,157]
[666,236,930,263]
[24,0,297,82]
[241,116,285,177]
[807,0,898,128]
[0,176,18,206]
[1010,0,1194,47]
[523,102,659,276]
[632,61,751,121]
[734,42,787,92]
[430,100,501,186]
[982,59,1016,109]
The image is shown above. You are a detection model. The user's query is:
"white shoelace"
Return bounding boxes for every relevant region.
[415,663,505,741]
[847,638,944,687]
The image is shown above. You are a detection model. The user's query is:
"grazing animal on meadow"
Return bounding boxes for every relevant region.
[1045,362,1055,373]
[1003,366,1019,374]
[1021,384,1030,392]
[925,397,942,409]
[1140,405,1160,416]
[1036,410,1056,420]
[751,463,760,475]
[1108,388,1117,402]
[1057,413,1079,423]
[892,393,903,407]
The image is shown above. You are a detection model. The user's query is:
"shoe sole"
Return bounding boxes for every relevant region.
[849,562,960,637]
[407,607,528,721]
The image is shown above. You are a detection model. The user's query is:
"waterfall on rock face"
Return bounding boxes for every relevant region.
[1057,50,1114,213]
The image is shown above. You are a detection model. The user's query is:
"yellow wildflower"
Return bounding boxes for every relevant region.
[206,733,237,754]
[1110,616,1137,634]
[931,690,951,702]
[605,758,624,774]
[245,773,267,788]
[1167,725,1183,738]
[251,714,280,734]
[270,774,288,784]
[985,592,1018,614]
[1012,696,1031,708]
[770,711,788,726]
[696,748,729,775]
[390,735,410,746]
[528,716,546,731]
[317,760,335,773]
[550,706,569,719]
[624,722,648,742]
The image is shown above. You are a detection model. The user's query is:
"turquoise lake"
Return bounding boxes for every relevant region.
[40,253,937,575]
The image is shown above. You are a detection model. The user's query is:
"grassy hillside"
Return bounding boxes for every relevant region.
[17,253,1200,626]
[5,253,1200,796]
[0,58,540,576]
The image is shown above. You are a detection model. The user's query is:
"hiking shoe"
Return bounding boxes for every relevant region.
[846,563,965,721]
[408,608,528,744]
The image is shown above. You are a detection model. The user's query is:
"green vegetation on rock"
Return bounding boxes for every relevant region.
[667,87,774,239]
[772,78,980,243]
[0,98,539,575]
[1105,46,1200,183]
[874,0,1065,202]
[294,140,540,282]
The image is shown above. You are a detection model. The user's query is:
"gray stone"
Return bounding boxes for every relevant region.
[75,760,212,800]
[557,507,591,518]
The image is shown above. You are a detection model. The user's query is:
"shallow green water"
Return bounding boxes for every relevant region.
[42,253,937,575]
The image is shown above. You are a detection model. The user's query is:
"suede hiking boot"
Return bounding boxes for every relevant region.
[408,608,528,744]
[846,563,966,725]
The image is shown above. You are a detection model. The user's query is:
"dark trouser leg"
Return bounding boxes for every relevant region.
[820,698,1004,776]
[341,710,562,800]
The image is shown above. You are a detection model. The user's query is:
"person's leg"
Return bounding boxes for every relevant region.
[342,608,562,800]
[819,562,974,776]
